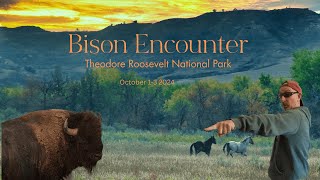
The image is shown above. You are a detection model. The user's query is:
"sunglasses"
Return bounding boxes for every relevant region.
[279,92,299,98]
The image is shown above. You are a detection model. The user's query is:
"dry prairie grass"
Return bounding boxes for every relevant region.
[71,140,320,180]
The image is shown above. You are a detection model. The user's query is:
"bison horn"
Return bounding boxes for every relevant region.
[64,118,78,136]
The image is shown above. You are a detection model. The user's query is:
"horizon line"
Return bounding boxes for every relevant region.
[1,7,317,32]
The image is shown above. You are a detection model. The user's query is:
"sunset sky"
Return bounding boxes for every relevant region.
[0,0,319,31]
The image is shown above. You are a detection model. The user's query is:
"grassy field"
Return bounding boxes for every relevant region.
[70,129,320,180]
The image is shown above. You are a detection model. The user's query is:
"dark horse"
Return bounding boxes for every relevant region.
[190,136,216,156]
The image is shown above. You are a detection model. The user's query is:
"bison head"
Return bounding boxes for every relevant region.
[64,112,103,172]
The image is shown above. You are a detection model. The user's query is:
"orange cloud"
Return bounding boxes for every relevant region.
[0,0,317,31]
[0,0,19,9]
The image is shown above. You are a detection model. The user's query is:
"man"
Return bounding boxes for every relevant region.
[205,80,311,180]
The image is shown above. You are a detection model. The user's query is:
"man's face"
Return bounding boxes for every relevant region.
[279,86,302,110]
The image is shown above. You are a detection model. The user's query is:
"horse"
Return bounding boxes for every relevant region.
[190,136,216,156]
[223,136,254,157]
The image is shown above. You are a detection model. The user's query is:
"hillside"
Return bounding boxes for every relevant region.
[0,8,320,86]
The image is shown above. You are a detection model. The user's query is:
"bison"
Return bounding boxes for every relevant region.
[2,109,103,180]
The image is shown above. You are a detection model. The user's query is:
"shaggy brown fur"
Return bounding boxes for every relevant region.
[2,109,103,180]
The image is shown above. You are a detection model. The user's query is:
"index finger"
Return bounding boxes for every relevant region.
[204,124,217,132]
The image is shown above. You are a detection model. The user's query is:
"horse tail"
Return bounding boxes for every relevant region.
[190,143,195,155]
[223,143,229,154]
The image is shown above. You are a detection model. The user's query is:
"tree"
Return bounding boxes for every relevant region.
[259,76,284,113]
[188,81,212,129]
[259,73,272,88]
[242,84,268,115]
[93,68,122,126]
[51,66,66,96]
[21,67,68,111]
[49,66,69,108]
[21,78,42,111]
[209,81,245,120]
[80,69,101,111]
[164,88,192,130]
[37,78,54,109]
[0,88,9,109]
[64,81,81,111]
[291,49,320,138]
[135,85,163,130]
[0,108,21,122]
[291,50,320,102]
[232,75,251,92]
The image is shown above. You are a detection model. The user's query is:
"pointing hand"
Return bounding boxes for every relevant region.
[204,120,235,137]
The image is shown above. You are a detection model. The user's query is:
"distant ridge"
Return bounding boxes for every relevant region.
[0,8,320,32]
[0,26,47,32]
[0,8,317,33]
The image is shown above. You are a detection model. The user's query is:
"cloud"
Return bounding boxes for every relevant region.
[247,0,320,12]
[0,0,34,9]
[0,14,82,31]
[1,0,319,31]
[0,0,19,9]
[0,14,78,24]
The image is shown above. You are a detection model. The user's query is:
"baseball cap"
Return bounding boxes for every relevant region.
[280,80,303,106]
